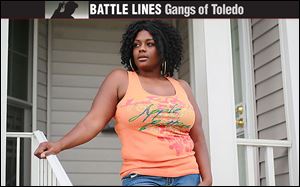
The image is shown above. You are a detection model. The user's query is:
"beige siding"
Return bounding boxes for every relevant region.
[50,20,128,186]
[37,20,48,134]
[251,19,289,185]
[177,20,190,84]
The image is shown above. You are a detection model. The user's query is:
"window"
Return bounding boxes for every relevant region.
[6,20,33,186]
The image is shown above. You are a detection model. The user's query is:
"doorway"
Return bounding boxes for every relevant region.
[231,19,259,186]
[6,20,33,186]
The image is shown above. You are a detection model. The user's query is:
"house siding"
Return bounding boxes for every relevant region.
[37,20,48,134]
[251,19,289,185]
[49,20,132,186]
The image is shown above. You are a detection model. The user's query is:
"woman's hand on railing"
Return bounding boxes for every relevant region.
[34,141,63,159]
[199,180,212,186]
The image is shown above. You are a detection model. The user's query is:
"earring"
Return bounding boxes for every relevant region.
[161,61,167,76]
[129,58,135,71]
[163,61,167,76]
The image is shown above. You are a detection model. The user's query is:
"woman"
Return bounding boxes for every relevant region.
[34,20,212,186]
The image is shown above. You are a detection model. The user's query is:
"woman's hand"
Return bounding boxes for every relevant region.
[34,141,63,159]
[199,179,213,186]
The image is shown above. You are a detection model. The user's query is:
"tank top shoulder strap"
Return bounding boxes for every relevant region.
[166,77,189,100]
[125,71,142,96]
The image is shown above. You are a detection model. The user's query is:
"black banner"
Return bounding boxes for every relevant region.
[89,1,299,18]
[1,1,45,18]
[1,1,299,19]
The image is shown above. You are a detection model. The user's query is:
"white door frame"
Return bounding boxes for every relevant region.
[237,19,260,186]
[188,19,239,185]
[1,19,9,186]
[278,19,299,186]
[1,19,39,186]
[32,19,38,132]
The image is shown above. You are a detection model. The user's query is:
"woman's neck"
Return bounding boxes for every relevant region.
[137,70,163,80]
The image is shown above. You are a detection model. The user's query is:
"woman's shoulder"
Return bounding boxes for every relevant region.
[101,68,128,88]
[110,68,128,75]
[107,68,128,79]
[107,68,129,100]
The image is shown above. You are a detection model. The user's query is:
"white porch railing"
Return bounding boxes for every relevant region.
[6,130,72,186]
[237,138,292,186]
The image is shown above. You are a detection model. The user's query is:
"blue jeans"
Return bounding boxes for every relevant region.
[122,173,201,186]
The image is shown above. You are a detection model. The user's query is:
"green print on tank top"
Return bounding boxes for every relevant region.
[129,104,191,131]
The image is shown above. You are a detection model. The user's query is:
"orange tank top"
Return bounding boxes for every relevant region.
[114,71,200,178]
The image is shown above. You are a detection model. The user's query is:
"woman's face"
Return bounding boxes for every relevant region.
[132,30,160,72]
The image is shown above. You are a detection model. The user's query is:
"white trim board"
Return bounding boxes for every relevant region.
[278,19,299,186]
[47,20,52,139]
[188,19,239,185]
[237,19,260,186]
[1,19,9,186]
[32,19,38,131]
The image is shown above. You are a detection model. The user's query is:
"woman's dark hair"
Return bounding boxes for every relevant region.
[120,20,183,77]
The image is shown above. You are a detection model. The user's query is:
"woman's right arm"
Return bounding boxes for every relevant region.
[34,69,127,159]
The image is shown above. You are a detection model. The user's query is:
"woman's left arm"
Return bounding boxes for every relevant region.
[179,80,213,186]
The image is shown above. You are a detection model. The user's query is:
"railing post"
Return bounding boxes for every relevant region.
[48,163,52,186]
[31,133,40,185]
[245,146,257,185]
[265,147,276,186]
[8,131,71,186]
[237,138,291,186]
[40,159,44,185]
[33,130,72,186]
[16,137,20,186]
